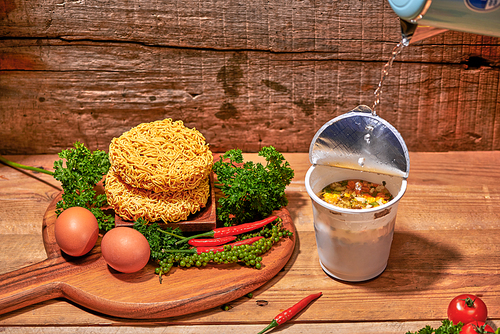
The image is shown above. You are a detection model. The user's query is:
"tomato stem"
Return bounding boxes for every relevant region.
[461,297,477,308]
[472,323,494,334]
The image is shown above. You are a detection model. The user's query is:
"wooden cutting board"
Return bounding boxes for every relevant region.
[0,195,296,319]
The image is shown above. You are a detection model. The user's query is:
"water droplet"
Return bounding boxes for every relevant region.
[365,125,374,132]
[364,134,371,144]
[355,181,362,192]
[358,157,365,167]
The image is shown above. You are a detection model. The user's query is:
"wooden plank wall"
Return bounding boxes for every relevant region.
[1,0,499,154]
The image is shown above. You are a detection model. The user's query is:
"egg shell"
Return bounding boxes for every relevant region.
[101,227,151,273]
[54,206,99,257]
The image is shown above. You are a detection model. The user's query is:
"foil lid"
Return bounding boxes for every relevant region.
[309,105,410,178]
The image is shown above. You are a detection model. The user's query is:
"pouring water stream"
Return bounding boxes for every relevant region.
[371,23,414,116]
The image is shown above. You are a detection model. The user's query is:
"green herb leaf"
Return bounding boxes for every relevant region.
[213,146,294,226]
[133,219,189,261]
[405,320,463,334]
[53,142,114,231]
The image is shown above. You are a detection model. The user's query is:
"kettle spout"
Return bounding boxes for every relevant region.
[400,19,418,45]
[399,18,448,44]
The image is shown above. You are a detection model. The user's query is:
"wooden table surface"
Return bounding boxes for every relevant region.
[1,152,499,333]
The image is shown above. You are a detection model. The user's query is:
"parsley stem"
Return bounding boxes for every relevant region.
[157,228,184,239]
[0,155,54,176]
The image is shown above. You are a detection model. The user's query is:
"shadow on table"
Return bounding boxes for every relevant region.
[339,231,463,291]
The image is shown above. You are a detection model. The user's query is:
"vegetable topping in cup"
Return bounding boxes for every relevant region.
[318,179,393,209]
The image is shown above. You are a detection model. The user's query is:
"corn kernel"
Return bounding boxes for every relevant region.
[323,193,340,204]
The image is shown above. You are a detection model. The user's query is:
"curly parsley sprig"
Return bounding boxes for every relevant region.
[133,218,189,260]
[405,320,463,334]
[53,142,114,231]
[0,142,114,231]
[213,146,294,226]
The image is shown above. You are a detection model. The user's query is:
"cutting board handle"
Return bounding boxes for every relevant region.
[0,203,296,319]
[0,258,66,316]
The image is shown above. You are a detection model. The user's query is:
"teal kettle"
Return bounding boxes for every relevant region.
[387,0,500,42]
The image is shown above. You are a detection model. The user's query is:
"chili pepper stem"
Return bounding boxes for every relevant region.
[257,292,322,334]
[175,231,214,245]
[256,319,279,334]
[0,156,54,176]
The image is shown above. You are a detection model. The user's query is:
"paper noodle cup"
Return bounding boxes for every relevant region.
[305,164,407,282]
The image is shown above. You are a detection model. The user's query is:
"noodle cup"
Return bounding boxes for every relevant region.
[305,165,407,282]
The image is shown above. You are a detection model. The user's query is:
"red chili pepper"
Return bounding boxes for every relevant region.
[188,236,237,247]
[257,292,322,334]
[176,215,278,244]
[167,236,264,255]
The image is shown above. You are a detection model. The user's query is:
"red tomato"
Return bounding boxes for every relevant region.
[448,294,488,325]
[460,321,495,334]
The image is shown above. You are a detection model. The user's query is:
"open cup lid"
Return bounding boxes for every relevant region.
[309,105,410,178]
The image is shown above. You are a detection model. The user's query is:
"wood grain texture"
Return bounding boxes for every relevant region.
[1,0,500,154]
[1,152,500,332]
[3,322,500,334]
[4,229,499,323]
[0,197,295,319]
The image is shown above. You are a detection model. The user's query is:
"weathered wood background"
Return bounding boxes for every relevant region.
[1,0,499,154]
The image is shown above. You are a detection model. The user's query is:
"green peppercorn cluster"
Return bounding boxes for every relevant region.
[154,224,293,283]
[236,222,291,242]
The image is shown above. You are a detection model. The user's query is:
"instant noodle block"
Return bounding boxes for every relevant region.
[105,119,215,228]
[105,167,210,223]
[108,118,213,193]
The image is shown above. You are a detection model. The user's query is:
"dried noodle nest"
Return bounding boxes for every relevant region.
[105,167,210,223]
[105,119,213,223]
[109,118,213,193]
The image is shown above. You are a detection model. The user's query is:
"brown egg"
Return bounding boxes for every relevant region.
[54,206,99,257]
[101,227,151,273]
